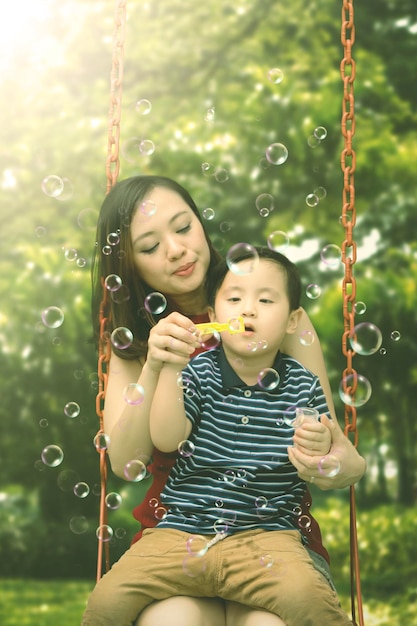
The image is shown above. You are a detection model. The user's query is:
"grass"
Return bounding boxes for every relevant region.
[0,579,416,626]
[0,579,93,626]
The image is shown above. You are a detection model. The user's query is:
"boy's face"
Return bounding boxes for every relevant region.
[209,258,301,359]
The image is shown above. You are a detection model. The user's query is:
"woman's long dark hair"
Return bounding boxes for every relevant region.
[91,176,222,360]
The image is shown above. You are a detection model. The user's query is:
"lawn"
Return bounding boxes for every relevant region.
[0,578,416,626]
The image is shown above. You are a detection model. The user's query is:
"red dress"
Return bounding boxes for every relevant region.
[131,313,330,564]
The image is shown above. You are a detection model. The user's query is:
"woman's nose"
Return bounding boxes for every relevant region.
[166,237,186,260]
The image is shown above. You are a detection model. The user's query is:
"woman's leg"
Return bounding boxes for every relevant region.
[226,602,286,626]
[135,597,226,626]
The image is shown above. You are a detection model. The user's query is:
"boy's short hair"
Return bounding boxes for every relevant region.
[207,245,301,312]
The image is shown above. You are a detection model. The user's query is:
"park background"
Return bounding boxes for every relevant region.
[0,0,416,624]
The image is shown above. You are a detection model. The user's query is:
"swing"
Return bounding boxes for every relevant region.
[94,1,364,624]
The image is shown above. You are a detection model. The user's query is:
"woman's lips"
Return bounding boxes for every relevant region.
[173,262,196,277]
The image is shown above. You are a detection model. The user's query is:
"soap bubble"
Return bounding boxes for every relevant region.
[139,200,157,217]
[74,482,90,498]
[135,98,152,115]
[201,162,215,177]
[69,516,89,534]
[104,274,122,292]
[306,284,321,300]
[204,107,216,122]
[41,445,64,467]
[318,454,341,478]
[299,330,315,346]
[294,407,319,427]
[105,492,123,510]
[305,193,319,207]
[93,433,110,451]
[267,230,289,252]
[111,284,130,303]
[314,126,328,141]
[123,383,145,405]
[41,306,64,329]
[182,555,207,578]
[41,174,64,197]
[203,207,215,220]
[390,330,401,342]
[320,244,342,268]
[57,470,79,493]
[267,68,284,84]
[260,554,274,568]
[124,459,147,482]
[186,535,208,557]
[338,373,372,407]
[139,139,155,156]
[215,167,229,183]
[111,327,133,350]
[178,440,195,457]
[314,186,327,200]
[107,232,120,246]
[226,243,259,275]
[255,193,274,214]
[297,515,312,530]
[265,142,288,165]
[349,322,383,355]
[154,506,168,520]
[77,207,99,231]
[64,402,80,418]
[144,292,167,315]
[257,368,280,390]
[354,301,367,315]
[96,525,113,542]
[228,317,243,332]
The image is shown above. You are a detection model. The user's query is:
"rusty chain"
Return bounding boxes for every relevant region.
[96,0,127,581]
[340,2,364,625]
[105,0,126,194]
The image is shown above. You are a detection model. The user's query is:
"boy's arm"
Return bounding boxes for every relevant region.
[149,363,192,453]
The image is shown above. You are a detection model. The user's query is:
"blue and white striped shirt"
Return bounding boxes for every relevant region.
[157,347,329,536]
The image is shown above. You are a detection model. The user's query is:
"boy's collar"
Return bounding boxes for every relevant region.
[217,346,286,394]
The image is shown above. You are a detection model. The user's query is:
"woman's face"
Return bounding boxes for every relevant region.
[130,186,211,302]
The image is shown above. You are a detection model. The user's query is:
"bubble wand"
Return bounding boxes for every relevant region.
[195,316,244,335]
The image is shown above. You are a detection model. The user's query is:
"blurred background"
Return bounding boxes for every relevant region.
[0,0,416,624]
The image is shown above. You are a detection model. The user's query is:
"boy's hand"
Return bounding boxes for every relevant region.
[292,415,331,456]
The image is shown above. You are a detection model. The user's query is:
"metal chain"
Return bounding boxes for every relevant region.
[95,0,127,581]
[340,0,358,445]
[340,2,364,625]
[106,0,127,194]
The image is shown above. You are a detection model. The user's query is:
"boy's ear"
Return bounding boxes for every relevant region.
[208,306,216,322]
[286,307,303,334]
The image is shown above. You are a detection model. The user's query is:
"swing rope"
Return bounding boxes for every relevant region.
[340,1,364,624]
[94,3,365,622]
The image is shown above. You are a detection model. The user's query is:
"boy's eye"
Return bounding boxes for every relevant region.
[260,298,273,304]
[227,297,241,302]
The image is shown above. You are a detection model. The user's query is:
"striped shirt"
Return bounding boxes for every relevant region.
[158,346,329,537]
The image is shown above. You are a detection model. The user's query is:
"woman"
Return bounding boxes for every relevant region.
[91,175,365,626]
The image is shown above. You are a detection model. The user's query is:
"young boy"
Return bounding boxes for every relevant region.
[82,247,351,626]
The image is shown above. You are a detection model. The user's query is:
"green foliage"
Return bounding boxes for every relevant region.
[0,0,416,592]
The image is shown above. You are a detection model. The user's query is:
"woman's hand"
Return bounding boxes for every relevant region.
[147,312,202,372]
[288,415,366,490]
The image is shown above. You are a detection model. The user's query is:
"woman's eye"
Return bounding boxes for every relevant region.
[177,223,191,234]
[141,243,159,254]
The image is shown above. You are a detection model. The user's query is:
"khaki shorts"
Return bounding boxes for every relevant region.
[82,527,351,626]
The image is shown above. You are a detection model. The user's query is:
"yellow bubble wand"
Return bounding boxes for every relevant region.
[195,316,245,335]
